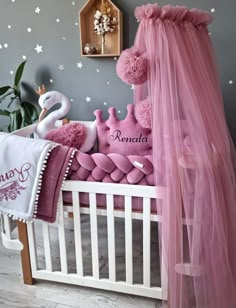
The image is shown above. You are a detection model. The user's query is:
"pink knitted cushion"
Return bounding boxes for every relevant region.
[94,104,152,156]
[45,122,87,150]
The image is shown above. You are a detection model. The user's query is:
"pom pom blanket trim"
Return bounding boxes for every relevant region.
[35,145,76,223]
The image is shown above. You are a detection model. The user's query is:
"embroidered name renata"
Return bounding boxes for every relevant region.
[0,163,31,184]
[109,130,148,143]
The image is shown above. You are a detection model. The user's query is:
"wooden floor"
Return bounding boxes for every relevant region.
[0,220,163,308]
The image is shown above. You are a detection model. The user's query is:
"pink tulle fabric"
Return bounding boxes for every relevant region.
[135,97,152,128]
[117,3,236,308]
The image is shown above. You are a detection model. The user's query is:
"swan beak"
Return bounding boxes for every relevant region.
[39,108,48,122]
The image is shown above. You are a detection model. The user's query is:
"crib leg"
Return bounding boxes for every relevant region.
[17,221,35,285]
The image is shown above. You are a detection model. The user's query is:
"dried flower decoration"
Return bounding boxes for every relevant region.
[94,1,117,36]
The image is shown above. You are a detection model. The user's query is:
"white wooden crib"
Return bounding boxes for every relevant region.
[1,121,168,301]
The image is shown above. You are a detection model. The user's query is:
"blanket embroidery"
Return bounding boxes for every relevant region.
[0,162,31,184]
[0,181,26,201]
[0,162,31,202]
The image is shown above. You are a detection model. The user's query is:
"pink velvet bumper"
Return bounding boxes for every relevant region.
[63,151,157,211]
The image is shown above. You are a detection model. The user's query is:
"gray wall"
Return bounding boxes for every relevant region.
[1,0,236,141]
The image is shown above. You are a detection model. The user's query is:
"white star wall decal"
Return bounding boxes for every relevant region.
[22,55,27,60]
[229,80,234,85]
[50,79,54,83]
[86,97,91,102]
[27,28,32,33]
[35,44,42,53]
[10,70,14,75]
[131,85,135,90]
[59,64,64,71]
[4,43,8,48]
[35,7,40,14]
[77,62,83,69]
[211,8,215,13]
[8,25,11,29]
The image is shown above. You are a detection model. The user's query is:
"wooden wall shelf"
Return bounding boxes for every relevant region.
[79,0,123,57]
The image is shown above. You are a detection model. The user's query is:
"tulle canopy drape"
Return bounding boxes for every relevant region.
[117,3,236,308]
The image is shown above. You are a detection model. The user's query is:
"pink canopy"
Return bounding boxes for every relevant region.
[117,3,236,308]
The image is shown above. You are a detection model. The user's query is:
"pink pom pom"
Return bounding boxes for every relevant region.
[135,98,152,129]
[45,122,87,150]
[116,47,148,85]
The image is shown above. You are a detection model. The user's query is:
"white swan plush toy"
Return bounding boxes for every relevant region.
[35,85,97,152]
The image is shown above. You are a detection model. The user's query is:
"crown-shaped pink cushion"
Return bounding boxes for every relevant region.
[94,104,152,156]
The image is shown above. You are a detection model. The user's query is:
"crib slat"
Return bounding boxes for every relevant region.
[125,195,133,284]
[27,222,37,272]
[58,193,68,274]
[42,221,52,272]
[106,194,116,282]
[3,216,12,239]
[143,197,151,287]
[89,192,99,279]
[72,191,83,276]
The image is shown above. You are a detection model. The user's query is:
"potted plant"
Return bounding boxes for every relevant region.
[0,61,39,132]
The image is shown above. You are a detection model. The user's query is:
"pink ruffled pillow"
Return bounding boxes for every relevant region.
[116,47,148,85]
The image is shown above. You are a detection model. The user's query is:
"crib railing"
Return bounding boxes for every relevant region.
[26,180,168,300]
[4,122,168,300]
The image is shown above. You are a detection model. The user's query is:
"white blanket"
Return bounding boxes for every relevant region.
[0,132,57,222]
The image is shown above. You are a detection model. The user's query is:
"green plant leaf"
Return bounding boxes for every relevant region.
[9,109,22,132]
[0,90,14,103]
[0,109,10,116]
[7,96,17,108]
[20,102,39,126]
[0,86,11,96]
[13,88,19,97]
[14,60,27,87]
